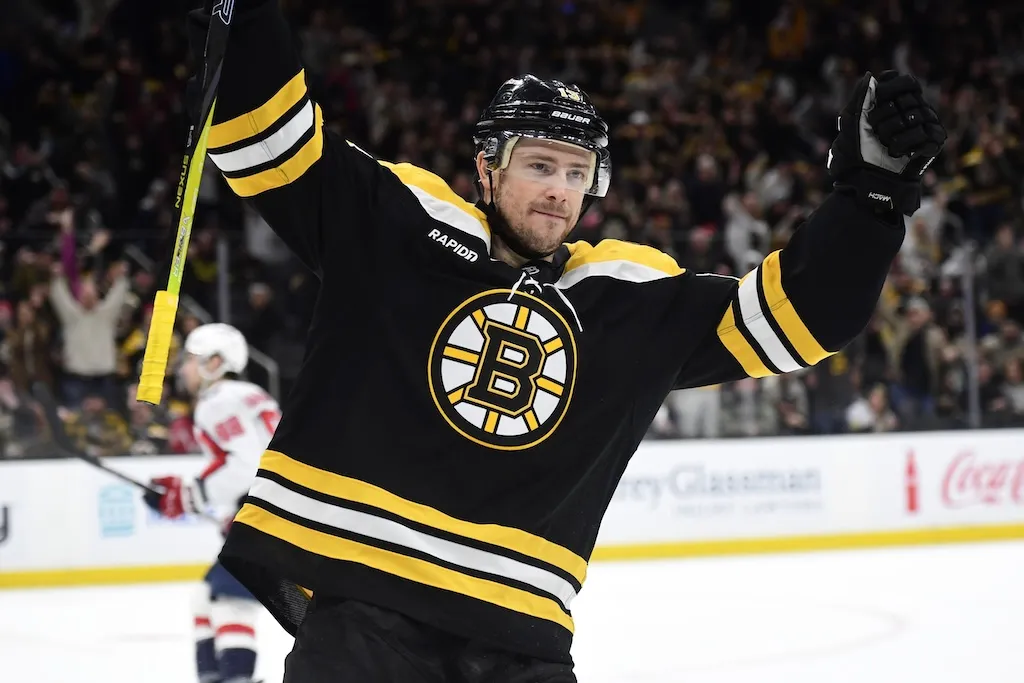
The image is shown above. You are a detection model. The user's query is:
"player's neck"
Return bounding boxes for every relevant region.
[490,235,555,269]
[198,376,225,396]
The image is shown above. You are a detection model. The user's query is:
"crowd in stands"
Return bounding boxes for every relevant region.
[1,0,1023,458]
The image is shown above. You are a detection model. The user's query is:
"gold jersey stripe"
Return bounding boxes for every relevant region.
[210,70,307,149]
[484,410,500,434]
[759,251,832,365]
[716,301,774,378]
[378,161,490,234]
[258,450,588,584]
[524,409,540,431]
[235,505,574,633]
[225,105,324,198]
[563,239,685,278]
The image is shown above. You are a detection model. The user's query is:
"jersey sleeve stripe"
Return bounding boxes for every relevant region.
[209,99,313,173]
[759,250,832,365]
[234,503,575,633]
[246,477,579,611]
[715,298,774,378]
[218,121,315,180]
[379,161,491,247]
[736,268,803,373]
[222,104,324,197]
[256,449,588,584]
[754,267,808,369]
[209,70,307,149]
[197,430,229,480]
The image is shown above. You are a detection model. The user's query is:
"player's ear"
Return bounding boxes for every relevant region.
[207,354,224,374]
[475,151,493,203]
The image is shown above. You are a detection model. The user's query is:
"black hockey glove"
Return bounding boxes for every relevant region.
[827,70,946,217]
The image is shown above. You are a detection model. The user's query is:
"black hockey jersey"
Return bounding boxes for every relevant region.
[191,0,905,665]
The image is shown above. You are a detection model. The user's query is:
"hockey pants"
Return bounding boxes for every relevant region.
[283,596,577,683]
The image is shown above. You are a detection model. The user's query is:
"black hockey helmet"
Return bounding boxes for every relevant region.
[474,75,611,198]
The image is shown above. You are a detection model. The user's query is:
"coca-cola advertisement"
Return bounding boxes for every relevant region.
[904,433,1024,525]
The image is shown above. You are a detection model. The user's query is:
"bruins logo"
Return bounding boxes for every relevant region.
[428,289,578,450]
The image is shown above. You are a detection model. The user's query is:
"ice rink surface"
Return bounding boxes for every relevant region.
[2,540,1021,683]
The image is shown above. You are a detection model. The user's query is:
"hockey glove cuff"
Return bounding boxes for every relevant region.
[826,70,946,217]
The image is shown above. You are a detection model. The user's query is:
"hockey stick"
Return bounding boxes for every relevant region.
[31,382,162,496]
[137,0,235,406]
[32,383,222,524]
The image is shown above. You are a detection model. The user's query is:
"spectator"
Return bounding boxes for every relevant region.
[846,384,899,434]
[1002,358,1024,418]
[887,297,945,423]
[805,337,864,434]
[4,0,1024,453]
[48,260,129,407]
[984,224,1024,325]
[666,385,722,439]
[240,282,280,352]
[125,383,171,455]
[63,393,132,457]
[4,299,55,397]
[772,374,812,436]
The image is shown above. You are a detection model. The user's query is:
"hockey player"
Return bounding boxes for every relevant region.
[183,1,946,680]
[143,323,279,683]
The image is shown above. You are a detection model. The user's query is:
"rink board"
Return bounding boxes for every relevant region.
[2,430,1024,588]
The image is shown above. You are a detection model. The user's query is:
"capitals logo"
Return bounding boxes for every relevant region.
[428,290,577,450]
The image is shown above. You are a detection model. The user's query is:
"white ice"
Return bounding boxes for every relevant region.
[2,540,1021,683]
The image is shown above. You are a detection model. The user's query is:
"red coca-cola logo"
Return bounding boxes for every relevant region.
[941,451,1024,508]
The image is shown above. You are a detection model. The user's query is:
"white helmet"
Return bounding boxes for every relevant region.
[184,323,248,379]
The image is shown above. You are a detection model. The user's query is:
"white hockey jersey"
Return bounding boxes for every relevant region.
[191,379,280,526]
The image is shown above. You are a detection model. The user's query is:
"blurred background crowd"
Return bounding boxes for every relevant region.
[1,0,1023,458]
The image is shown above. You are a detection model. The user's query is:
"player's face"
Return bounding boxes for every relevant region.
[180,354,203,395]
[483,140,590,258]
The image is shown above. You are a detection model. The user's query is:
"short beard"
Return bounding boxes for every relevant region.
[491,185,567,261]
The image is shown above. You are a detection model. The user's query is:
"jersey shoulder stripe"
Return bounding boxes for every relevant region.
[379,161,491,248]
[559,239,685,288]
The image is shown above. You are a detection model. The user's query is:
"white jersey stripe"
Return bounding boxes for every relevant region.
[555,259,675,289]
[736,267,802,373]
[403,185,491,249]
[248,477,578,609]
[209,100,314,173]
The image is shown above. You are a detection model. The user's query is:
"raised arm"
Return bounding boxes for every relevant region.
[187,0,390,277]
[674,192,902,388]
[673,71,946,389]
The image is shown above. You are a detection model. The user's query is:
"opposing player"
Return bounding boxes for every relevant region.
[183,1,946,680]
[143,323,279,683]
